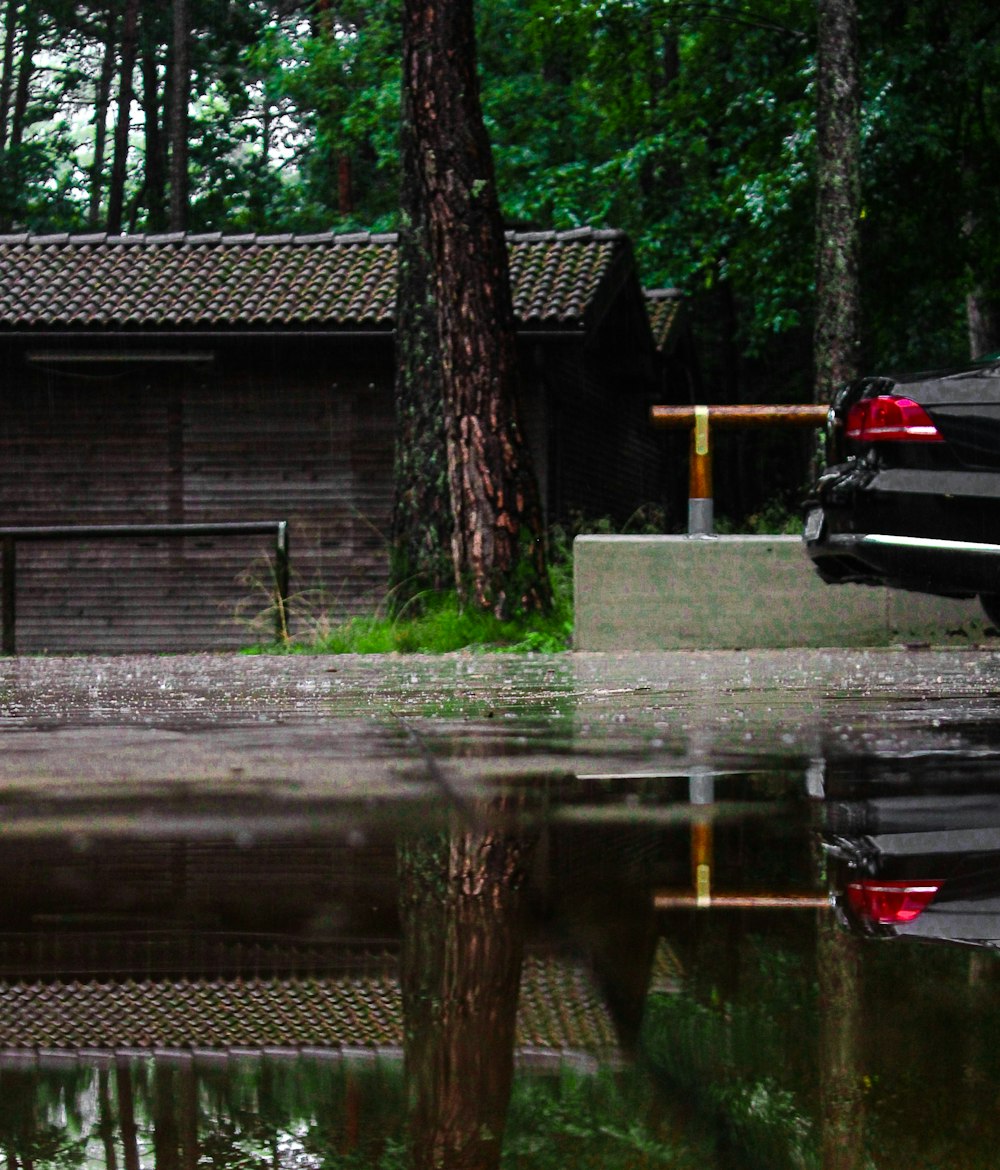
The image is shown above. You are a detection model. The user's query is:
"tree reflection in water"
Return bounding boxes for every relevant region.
[399,803,534,1170]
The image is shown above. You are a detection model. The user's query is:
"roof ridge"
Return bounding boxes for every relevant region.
[0,230,403,248]
[505,226,625,244]
[0,226,624,249]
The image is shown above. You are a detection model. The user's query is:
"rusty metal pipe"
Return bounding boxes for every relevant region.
[651,404,830,429]
[654,891,832,910]
[650,403,830,534]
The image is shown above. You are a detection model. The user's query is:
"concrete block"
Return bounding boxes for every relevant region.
[573,535,987,650]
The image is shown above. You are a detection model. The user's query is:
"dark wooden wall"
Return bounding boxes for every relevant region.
[0,339,395,652]
[521,339,672,530]
[1,329,670,654]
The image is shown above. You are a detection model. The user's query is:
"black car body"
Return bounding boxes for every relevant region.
[803,364,1000,623]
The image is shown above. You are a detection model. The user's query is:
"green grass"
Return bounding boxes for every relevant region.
[247,561,574,655]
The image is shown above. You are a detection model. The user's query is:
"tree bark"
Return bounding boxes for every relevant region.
[8,0,36,154]
[89,3,119,229]
[390,76,454,603]
[817,910,864,1170]
[97,1068,119,1170]
[400,0,550,617]
[400,812,533,1170]
[153,1064,181,1170]
[168,0,189,231]
[0,0,19,152]
[141,11,166,231]
[814,0,861,402]
[106,0,140,235]
[115,1059,141,1170]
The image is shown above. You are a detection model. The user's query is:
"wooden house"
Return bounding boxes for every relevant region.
[0,226,670,652]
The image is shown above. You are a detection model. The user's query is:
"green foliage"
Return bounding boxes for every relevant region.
[715,495,806,535]
[642,934,819,1170]
[502,1069,700,1168]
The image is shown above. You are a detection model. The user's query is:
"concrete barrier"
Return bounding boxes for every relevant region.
[573,534,989,650]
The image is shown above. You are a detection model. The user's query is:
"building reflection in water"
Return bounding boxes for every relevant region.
[2,759,1000,1167]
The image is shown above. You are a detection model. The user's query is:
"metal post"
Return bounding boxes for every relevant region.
[688,405,713,535]
[1,537,13,655]
[275,521,290,642]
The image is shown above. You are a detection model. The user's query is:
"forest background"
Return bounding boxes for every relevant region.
[1,0,998,523]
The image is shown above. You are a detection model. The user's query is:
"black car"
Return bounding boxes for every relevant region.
[803,364,1000,625]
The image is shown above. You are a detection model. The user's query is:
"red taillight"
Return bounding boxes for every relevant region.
[845,395,944,443]
[846,879,943,924]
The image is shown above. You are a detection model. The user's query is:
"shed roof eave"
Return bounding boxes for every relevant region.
[0,325,398,342]
[0,323,587,343]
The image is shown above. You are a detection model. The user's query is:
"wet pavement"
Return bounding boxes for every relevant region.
[3,647,1000,1168]
[3,646,1000,792]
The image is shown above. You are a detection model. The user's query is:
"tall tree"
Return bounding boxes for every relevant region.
[89,3,119,229]
[390,12,454,602]
[106,0,139,234]
[814,0,860,401]
[0,0,18,152]
[168,0,189,231]
[140,6,167,231]
[398,0,550,617]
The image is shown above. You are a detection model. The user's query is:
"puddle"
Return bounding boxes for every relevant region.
[4,651,1000,1166]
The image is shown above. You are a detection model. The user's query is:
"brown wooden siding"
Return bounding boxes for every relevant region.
[1,332,670,654]
[0,343,395,653]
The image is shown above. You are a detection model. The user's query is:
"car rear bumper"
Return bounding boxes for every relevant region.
[805,526,1000,596]
[803,461,1000,596]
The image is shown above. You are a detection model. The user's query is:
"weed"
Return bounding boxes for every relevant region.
[715,495,805,535]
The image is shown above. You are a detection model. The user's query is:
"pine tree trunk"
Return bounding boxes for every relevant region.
[966,293,1000,361]
[400,0,550,617]
[818,910,865,1169]
[115,1059,141,1170]
[106,0,140,235]
[814,0,861,403]
[8,1,36,153]
[97,1068,119,1170]
[141,14,166,231]
[168,0,189,231]
[88,4,118,229]
[0,0,19,152]
[390,86,454,602]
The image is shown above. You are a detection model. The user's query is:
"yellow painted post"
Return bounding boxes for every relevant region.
[689,405,713,534]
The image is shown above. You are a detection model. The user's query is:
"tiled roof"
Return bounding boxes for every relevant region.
[0,227,628,332]
[644,288,684,352]
[0,956,621,1068]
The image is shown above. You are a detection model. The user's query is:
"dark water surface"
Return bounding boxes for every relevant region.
[3,649,1000,1168]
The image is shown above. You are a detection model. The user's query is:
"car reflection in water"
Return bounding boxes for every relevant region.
[803,362,1000,625]
[822,756,1000,947]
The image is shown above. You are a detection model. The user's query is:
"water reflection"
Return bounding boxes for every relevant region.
[5,754,1000,1166]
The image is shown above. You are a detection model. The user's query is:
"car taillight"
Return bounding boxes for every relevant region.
[844,395,944,442]
[846,879,943,924]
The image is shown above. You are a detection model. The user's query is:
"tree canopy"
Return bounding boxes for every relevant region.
[2,0,997,398]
